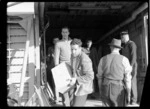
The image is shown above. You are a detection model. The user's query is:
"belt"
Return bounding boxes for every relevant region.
[103,77,123,86]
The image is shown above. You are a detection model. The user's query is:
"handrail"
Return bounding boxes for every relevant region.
[25,85,51,106]
[25,85,44,106]
[25,91,36,106]
[18,40,29,105]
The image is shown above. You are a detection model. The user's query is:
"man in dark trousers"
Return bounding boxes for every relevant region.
[46,37,59,99]
[97,38,132,107]
[120,31,138,105]
[82,39,99,98]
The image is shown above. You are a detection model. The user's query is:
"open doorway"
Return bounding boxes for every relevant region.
[41,2,146,106]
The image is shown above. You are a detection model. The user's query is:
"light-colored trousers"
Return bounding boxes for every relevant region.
[72,94,88,106]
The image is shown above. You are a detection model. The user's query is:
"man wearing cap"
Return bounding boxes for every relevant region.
[97,38,132,107]
[82,38,99,99]
[120,31,138,105]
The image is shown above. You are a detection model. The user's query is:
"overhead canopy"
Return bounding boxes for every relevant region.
[7,2,35,14]
[44,2,145,42]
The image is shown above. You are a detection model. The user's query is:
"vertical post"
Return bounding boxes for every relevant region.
[28,15,35,101]
[42,29,47,85]
[39,2,47,85]
[143,14,148,66]
[34,2,41,88]
[7,24,11,79]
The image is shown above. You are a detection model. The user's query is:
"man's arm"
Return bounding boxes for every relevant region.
[129,41,137,66]
[90,47,99,71]
[122,57,132,104]
[76,55,94,83]
[54,42,60,66]
[96,58,104,96]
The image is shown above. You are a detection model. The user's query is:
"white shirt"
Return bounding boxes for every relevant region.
[97,51,132,89]
[54,40,72,66]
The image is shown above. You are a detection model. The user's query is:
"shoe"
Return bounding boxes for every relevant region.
[131,102,139,107]
[88,94,97,99]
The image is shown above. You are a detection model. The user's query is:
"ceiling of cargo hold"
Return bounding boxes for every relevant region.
[44,2,144,43]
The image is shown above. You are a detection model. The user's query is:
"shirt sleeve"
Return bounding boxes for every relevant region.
[122,56,132,89]
[54,42,60,66]
[129,41,137,66]
[77,56,94,83]
[96,58,103,79]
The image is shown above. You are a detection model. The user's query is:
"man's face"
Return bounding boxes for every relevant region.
[121,34,128,43]
[53,38,59,44]
[71,44,81,57]
[61,28,69,40]
[87,40,92,48]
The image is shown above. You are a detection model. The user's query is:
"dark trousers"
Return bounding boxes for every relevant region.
[72,94,88,106]
[101,83,125,107]
[131,63,138,103]
[46,60,56,99]
[93,71,99,92]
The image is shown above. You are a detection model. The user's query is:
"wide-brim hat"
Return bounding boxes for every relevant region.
[108,38,122,49]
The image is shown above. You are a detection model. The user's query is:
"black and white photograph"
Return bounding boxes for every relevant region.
[6,1,149,107]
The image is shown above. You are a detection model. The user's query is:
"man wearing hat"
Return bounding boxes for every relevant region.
[96,38,132,107]
[120,31,138,105]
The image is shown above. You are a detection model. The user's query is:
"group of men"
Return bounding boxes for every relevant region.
[46,26,138,107]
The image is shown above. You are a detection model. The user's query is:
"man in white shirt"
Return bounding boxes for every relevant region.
[97,38,132,107]
[54,26,72,66]
[53,26,72,102]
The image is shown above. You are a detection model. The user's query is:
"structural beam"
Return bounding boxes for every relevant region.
[96,2,148,43]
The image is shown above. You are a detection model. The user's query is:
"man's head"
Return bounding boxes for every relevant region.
[120,31,130,43]
[108,38,122,51]
[53,37,59,44]
[70,38,82,57]
[61,26,70,40]
[86,39,92,48]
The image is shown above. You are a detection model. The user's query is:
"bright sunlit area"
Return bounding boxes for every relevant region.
[7,2,34,13]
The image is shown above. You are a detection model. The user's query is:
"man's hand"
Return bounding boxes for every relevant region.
[127,95,131,104]
[71,78,76,85]
[67,78,76,86]
[55,64,59,66]
[98,79,102,99]
[126,88,131,104]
